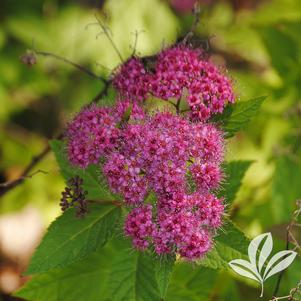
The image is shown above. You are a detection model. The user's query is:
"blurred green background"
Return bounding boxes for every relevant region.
[0,0,300,300]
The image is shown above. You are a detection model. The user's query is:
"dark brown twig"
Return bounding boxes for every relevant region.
[270,281,301,301]
[130,30,144,57]
[0,170,48,188]
[94,14,124,63]
[181,2,202,45]
[0,144,53,197]
[0,80,111,198]
[2,16,203,198]
[34,50,106,82]
[91,79,111,103]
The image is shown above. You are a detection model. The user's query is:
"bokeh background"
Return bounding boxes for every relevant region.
[0,0,300,300]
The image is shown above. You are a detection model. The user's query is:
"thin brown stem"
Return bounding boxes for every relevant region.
[181,2,202,44]
[0,149,50,196]
[180,108,191,114]
[131,30,139,57]
[0,81,111,198]
[130,30,144,57]
[273,230,290,297]
[94,14,124,63]
[270,281,301,301]
[91,80,111,103]
[35,50,106,82]
[0,170,48,188]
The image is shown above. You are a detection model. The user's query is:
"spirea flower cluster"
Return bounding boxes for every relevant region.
[65,45,235,261]
[113,46,234,121]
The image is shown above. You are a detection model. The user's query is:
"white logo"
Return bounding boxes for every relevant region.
[229,232,297,298]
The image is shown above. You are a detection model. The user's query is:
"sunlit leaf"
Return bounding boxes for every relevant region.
[220,160,253,205]
[166,264,218,301]
[15,250,110,301]
[155,254,175,299]
[26,204,121,274]
[214,96,266,138]
[104,240,161,301]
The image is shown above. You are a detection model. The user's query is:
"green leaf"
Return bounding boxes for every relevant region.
[50,139,116,201]
[106,240,161,301]
[155,254,175,298]
[215,96,266,138]
[26,203,121,274]
[16,243,114,301]
[17,238,167,301]
[220,160,253,205]
[200,220,250,270]
[166,264,218,301]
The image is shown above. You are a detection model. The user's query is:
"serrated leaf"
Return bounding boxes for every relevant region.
[166,264,218,301]
[200,220,250,269]
[155,254,175,298]
[216,96,266,138]
[17,239,163,301]
[26,203,121,274]
[220,160,253,204]
[228,259,261,283]
[106,241,161,301]
[263,250,297,280]
[50,139,116,201]
[15,243,113,301]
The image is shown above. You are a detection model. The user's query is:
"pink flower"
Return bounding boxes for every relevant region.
[150,46,235,121]
[124,204,154,250]
[114,99,146,121]
[197,193,224,228]
[179,229,212,260]
[190,162,223,191]
[100,110,225,259]
[66,45,230,261]
[103,153,148,205]
[112,57,150,101]
[65,104,119,168]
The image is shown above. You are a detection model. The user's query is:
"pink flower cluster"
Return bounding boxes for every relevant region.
[65,104,119,168]
[113,46,235,121]
[65,101,144,168]
[65,45,230,261]
[103,112,224,260]
[112,57,150,102]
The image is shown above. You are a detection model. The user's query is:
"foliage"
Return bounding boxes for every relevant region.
[1,0,301,300]
[16,92,261,300]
